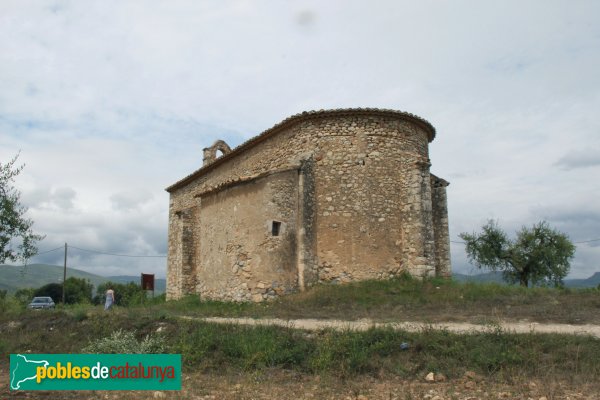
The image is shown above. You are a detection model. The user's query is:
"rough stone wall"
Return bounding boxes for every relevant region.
[166,123,314,300]
[165,211,182,299]
[310,116,435,283]
[297,159,318,290]
[431,175,451,277]
[166,206,197,298]
[203,140,232,165]
[166,109,451,301]
[195,170,300,302]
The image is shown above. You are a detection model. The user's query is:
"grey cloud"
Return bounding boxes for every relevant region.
[24,186,76,210]
[295,10,316,27]
[555,149,600,170]
[529,209,599,249]
[29,222,167,278]
[22,191,167,277]
[22,187,52,208]
[110,191,153,211]
[52,187,76,210]
[569,245,600,278]
[531,206,600,231]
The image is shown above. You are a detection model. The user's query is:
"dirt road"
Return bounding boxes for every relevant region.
[195,316,600,337]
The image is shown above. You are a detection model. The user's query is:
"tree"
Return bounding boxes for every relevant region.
[33,282,62,303]
[1,153,44,263]
[34,277,93,304]
[63,277,93,304]
[459,220,576,287]
[14,287,36,305]
[94,281,146,307]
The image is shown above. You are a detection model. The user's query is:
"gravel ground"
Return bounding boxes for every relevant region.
[197,316,600,338]
[3,369,599,399]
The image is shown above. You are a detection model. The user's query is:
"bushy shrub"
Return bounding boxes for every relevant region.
[14,288,36,305]
[94,281,146,307]
[0,292,22,315]
[34,277,93,304]
[82,329,166,354]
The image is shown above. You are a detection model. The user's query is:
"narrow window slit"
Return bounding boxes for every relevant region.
[271,221,281,236]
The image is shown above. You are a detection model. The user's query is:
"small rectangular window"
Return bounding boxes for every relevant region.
[271,221,281,236]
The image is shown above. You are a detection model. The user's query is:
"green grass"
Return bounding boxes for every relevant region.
[3,278,600,398]
[149,275,600,324]
[1,308,600,383]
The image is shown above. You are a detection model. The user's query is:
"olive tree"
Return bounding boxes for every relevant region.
[1,153,44,263]
[460,220,575,287]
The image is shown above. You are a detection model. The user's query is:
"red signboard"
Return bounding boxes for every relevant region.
[141,273,155,291]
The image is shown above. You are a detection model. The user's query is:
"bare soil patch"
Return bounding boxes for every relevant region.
[2,368,599,399]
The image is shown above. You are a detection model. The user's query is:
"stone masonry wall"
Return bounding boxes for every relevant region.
[431,175,451,277]
[166,109,451,301]
[194,170,300,302]
[310,116,435,283]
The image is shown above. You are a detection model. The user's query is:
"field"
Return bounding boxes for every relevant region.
[2,277,600,399]
[159,275,600,324]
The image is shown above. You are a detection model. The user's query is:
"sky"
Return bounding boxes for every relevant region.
[1,0,599,279]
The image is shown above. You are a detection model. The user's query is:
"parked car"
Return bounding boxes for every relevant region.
[27,296,55,310]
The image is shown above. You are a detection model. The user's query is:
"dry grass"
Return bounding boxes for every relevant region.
[157,276,600,324]
[2,367,600,399]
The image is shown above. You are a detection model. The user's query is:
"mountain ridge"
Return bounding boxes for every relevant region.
[453,271,600,288]
[0,264,165,294]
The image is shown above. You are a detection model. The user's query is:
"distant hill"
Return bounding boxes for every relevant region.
[105,275,166,294]
[453,271,507,285]
[564,272,600,288]
[0,264,109,293]
[453,271,600,288]
[0,264,165,294]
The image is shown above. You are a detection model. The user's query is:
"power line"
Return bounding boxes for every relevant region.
[574,238,600,244]
[28,235,600,261]
[68,245,167,258]
[33,246,64,255]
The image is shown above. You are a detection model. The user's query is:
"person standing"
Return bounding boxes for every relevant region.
[104,287,115,310]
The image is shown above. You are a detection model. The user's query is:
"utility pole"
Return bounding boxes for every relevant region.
[62,243,67,304]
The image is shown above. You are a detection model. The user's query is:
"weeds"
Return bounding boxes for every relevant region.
[145,276,600,324]
[2,304,600,383]
[174,322,312,371]
[82,329,167,354]
[2,278,600,385]
[170,319,600,381]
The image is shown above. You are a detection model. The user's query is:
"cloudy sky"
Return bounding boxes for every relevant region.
[1,0,599,279]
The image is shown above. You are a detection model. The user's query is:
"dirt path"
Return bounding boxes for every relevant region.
[193,316,600,337]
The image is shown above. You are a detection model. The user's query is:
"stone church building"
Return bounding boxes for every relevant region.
[166,108,451,301]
